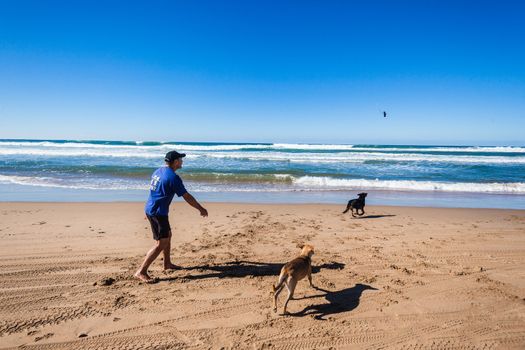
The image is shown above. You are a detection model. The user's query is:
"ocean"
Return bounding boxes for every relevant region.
[1,139,524,209]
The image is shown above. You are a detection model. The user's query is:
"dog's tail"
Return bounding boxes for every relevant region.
[272,272,287,294]
[342,202,351,214]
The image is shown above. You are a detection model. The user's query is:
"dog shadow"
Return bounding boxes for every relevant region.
[289,283,378,320]
[159,261,345,282]
[354,214,396,219]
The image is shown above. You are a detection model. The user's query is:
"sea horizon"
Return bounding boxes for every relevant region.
[1,138,524,147]
[0,138,524,209]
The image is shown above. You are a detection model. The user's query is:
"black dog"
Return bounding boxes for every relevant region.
[342,193,367,217]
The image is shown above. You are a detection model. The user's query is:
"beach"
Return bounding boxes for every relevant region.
[2,0,524,348]
[1,202,524,349]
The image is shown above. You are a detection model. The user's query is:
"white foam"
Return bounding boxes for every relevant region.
[1,141,524,153]
[293,176,525,193]
[0,141,140,149]
[0,141,272,151]
[348,146,525,153]
[1,141,524,162]
[1,147,524,164]
[272,143,355,150]
[0,175,147,190]
[1,173,524,194]
[0,174,284,192]
[203,151,525,164]
[0,148,162,158]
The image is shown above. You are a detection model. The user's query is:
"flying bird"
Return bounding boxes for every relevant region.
[383,111,387,118]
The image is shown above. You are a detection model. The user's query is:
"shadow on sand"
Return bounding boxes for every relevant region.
[353,214,396,219]
[289,283,378,320]
[159,260,345,282]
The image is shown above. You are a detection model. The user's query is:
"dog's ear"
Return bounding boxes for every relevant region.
[307,245,315,256]
[303,244,314,252]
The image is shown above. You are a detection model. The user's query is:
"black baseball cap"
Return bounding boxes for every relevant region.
[164,150,186,162]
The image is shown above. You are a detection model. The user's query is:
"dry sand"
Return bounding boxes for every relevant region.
[0,202,524,349]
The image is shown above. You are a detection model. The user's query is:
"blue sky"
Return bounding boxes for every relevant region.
[0,0,524,145]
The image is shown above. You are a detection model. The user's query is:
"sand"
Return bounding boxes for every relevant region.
[0,202,524,349]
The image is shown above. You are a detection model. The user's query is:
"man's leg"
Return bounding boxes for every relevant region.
[135,238,169,282]
[163,231,180,270]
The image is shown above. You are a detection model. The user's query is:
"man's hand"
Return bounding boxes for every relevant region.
[183,192,208,217]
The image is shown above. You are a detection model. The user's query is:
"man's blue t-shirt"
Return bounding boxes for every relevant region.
[145,167,187,216]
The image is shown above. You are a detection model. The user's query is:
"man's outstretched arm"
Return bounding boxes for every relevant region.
[182,192,208,217]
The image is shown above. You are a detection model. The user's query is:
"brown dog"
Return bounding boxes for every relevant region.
[273,244,315,314]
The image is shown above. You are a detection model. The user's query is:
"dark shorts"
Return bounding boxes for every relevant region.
[146,215,171,240]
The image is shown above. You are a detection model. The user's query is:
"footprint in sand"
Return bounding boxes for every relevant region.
[35,333,54,342]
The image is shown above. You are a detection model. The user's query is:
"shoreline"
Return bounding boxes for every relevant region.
[1,200,525,212]
[1,183,525,209]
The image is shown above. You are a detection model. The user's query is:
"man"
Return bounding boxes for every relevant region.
[134,150,208,283]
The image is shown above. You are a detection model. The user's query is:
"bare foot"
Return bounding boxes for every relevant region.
[134,272,156,284]
[163,263,182,271]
